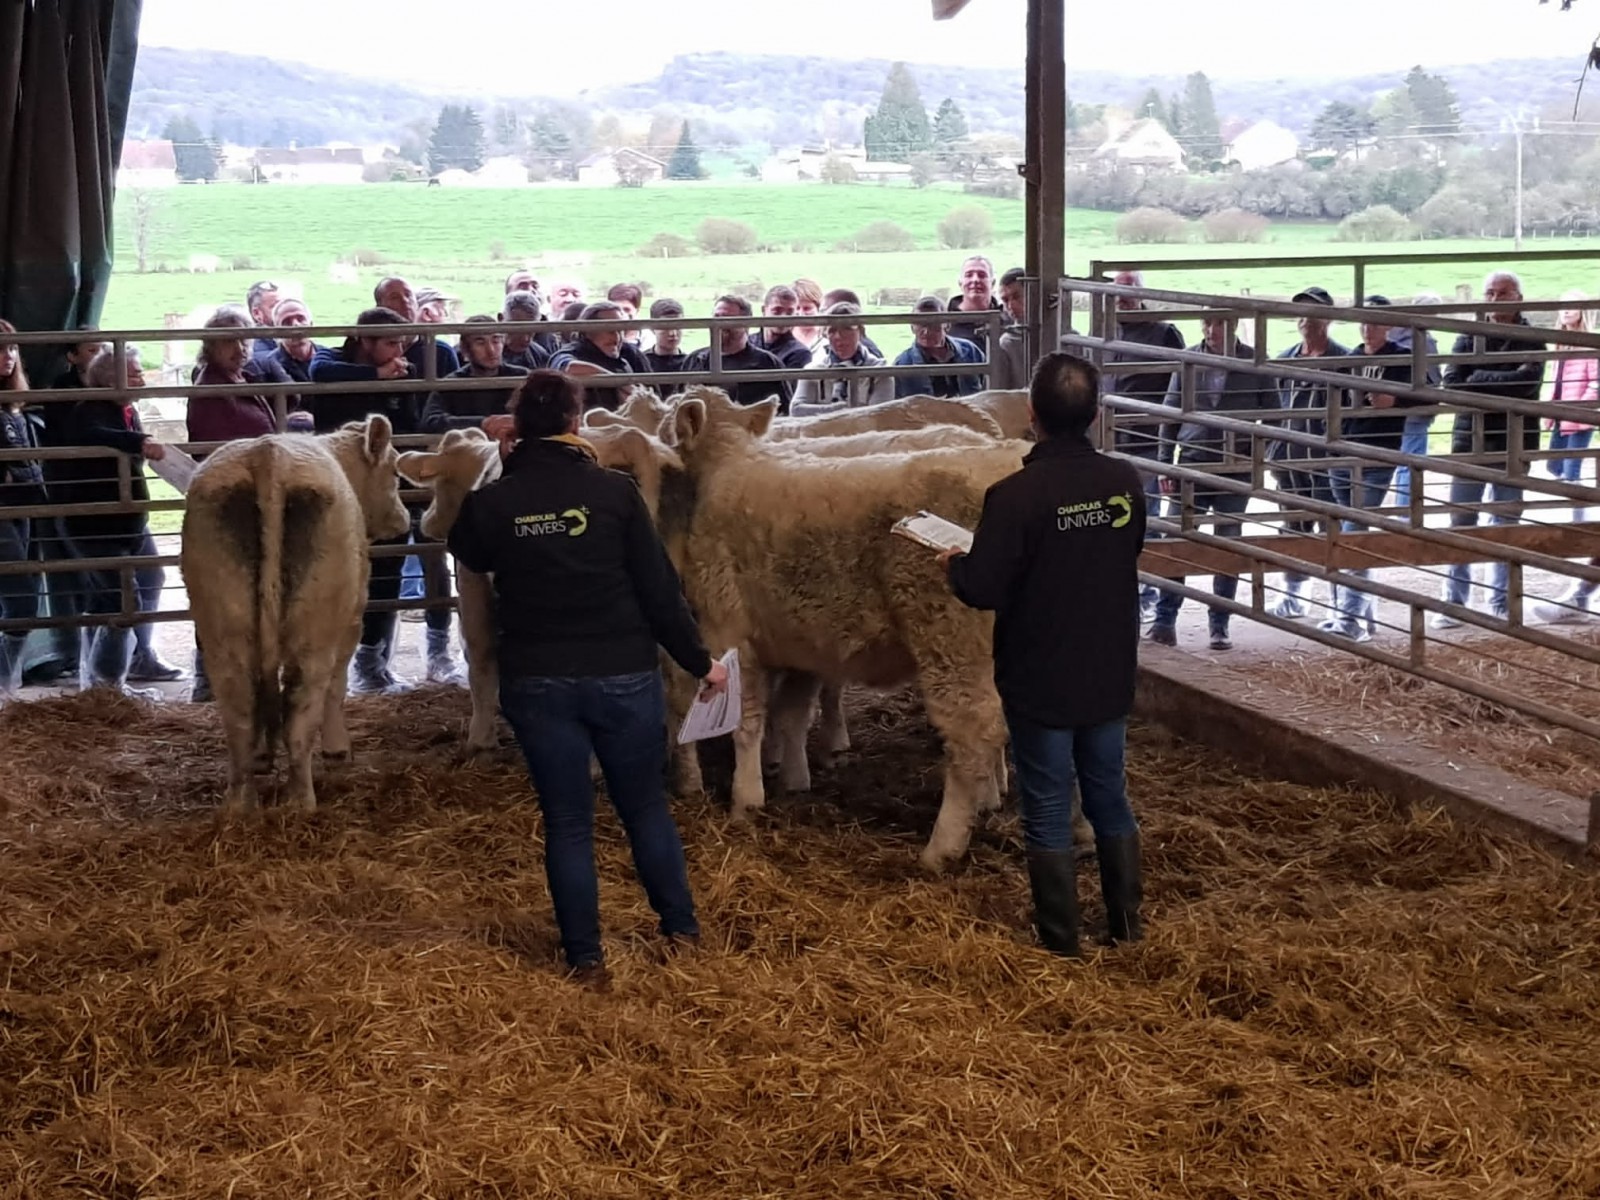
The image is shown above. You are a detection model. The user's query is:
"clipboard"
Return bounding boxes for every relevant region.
[892,510,974,554]
[676,649,743,744]
[147,444,199,494]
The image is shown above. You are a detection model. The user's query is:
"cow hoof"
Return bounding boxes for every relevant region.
[917,848,955,875]
[729,800,765,823]
[322,749,352,766]
[778,767,812,794]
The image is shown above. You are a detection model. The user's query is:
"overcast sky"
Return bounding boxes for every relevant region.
[138,0,1591,94]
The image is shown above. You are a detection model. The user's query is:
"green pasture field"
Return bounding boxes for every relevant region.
[101,182,1600,358]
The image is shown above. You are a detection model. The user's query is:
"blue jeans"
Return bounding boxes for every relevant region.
[1549,428,1593,483]
[1391,414,1434,507]
[499,669,698,967]
[1005,711,1137,850]
[1446,477,1522,611]
[1329,465,1396,624]
[1153,487,1251,631]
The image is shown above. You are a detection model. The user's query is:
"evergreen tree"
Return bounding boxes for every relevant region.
[427,104,486,174]
[667,121,705,180]
[489,105,523,157]
[1167,92,1186,139]
[1181,71,1223,164]
[1373,87,1422,139]
[162,114,218,181]
[863,62,932,163]
[1310,101,1377,153]
[1136,87,1169,130]
[933,97,969,152]
[1404,66,1462,136]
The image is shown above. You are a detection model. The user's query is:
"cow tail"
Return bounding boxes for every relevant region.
[256,442,287,751]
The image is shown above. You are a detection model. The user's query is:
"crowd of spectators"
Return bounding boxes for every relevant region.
[0,258,1596,700]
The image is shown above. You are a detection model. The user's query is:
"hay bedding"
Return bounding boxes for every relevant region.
[1239,625,1600,800]
[0,689,1597,1199]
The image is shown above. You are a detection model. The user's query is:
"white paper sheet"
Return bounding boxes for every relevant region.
[892,510,974,554]
[676,649,742,744]
[147,444,199,494]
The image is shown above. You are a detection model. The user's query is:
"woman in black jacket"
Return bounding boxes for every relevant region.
[62,346,171,696]
[449,371,728,984]
[0,319,43,696]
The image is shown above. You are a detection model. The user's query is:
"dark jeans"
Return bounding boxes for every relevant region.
[1005,710,1136,851]
[363,533,407,647]
[1153,487,1251,629]
[0,517,40,623]
[1271,462,1332,587]
[499,669,699,967]
[1549,428,1593,483]
[1328,464,1396,623]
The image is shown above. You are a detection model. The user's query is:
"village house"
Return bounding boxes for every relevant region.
[575,148,666,187]
[252,147,366,185]
[117,140,178,188]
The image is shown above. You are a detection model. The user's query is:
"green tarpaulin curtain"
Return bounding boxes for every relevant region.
[0,0,143,351]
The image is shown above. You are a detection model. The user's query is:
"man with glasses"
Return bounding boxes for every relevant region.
[246,280,281,355]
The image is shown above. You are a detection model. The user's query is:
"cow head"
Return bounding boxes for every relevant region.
[322,414,411,543]
[673,385,778,457]
[397,427,503,540]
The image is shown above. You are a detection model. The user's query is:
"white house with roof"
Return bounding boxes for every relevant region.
[253,147,366,185]
[1092,119,1185,173]
[117,140,178,188]
[1225,120,1301,172]
[575,147,666,187]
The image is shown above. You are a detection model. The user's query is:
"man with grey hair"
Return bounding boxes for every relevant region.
[246,280,281,356]
[501,290,553,369]
[1434,270,1546,626]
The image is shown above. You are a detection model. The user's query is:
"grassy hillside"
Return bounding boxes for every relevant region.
[102,182,1600,341]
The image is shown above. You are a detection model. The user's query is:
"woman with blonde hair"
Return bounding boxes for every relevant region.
[1545,289,1599,484]
[0,318,43,695]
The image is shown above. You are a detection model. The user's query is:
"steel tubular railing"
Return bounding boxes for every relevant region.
[0,309,1009,639]
[1058,273,1600,744]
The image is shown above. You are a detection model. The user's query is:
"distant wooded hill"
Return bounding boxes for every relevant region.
[127,45,1589,152]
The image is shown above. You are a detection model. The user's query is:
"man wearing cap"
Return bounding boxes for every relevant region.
[1267,286,1349,621]
[892,296,985,398]
[1321,295,1425,642]
[1437,270,1547,625]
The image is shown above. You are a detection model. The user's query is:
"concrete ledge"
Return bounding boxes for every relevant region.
[1135,645,1594,861]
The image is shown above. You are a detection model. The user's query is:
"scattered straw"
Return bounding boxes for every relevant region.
[0,687,1597,1197]
[1239,626,1600,799]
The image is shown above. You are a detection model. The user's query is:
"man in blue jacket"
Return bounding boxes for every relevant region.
[893,296,985,398]
[942,352,1147,958]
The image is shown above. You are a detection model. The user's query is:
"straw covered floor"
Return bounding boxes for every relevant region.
[1238,625,1600,799]
[1,686,1597,1198]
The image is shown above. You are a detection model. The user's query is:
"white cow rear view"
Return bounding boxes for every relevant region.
[181,416,410,814]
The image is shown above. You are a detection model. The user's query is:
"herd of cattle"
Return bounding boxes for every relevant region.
[182,386,1037,870]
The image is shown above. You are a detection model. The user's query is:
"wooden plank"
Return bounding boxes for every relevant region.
[1140,521,1600,578]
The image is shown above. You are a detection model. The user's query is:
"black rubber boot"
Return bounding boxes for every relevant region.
[1096,832,1144,944]
[1025,849,1081,958]
[190,646,213,703]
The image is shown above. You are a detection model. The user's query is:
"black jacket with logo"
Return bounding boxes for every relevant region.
[948,435,1146,729]
[447,438,712,681]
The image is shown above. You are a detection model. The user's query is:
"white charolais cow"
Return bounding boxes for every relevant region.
[182,416,410,814]
[767,394,1003,440]
[600,386,1023,870]
[396,428,504,755]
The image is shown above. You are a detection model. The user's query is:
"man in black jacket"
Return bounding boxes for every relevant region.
[684,295,792,411]
[1436,271,1547,624]
[942,352,1146,958]
[449,371,727,983]
[420,317,528,433]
